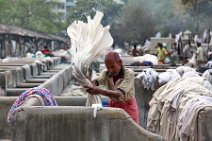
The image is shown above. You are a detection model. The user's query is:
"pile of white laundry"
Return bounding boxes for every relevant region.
[143,65,212,141]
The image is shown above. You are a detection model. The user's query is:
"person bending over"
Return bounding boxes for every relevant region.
[85,51,139,124]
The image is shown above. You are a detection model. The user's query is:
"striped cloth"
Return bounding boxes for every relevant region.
[7,87,58,125]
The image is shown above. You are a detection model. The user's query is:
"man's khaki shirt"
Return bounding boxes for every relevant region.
[95,68,135,101]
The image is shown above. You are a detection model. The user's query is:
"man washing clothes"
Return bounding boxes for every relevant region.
[85,51,139,124]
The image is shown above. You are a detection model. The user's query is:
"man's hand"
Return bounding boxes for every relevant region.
[84,85,101,95]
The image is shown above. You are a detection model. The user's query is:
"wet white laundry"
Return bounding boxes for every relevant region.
[136,68,158,90]
[182,71,200,78]
[178,96,212,140]
[202,69,212,84]
[67,11,113,106]
[176,66,196,76]
[92,104,103,118]
[133,54,158,65]
[158,69,181,85]
[206,61,212,68]
[147,77,212,141]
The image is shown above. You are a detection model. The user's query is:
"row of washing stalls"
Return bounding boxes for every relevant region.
[0,23,69,59]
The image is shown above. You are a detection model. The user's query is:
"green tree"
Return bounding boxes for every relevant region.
[177,0,212,34]
[66,0,123,26]
[0,0,66,34]
[114,0,155,45]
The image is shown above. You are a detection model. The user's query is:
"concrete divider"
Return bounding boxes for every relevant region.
[0,96,107,139]
[6,88,29,96]
[0,57,61,70]
[0,62,43,76]
[16,66,41,88]
[30,63,41,77]
[11,106,165,141]
[22,65,46,83]
[134,78,155,128]
[0,97,16,139]
[30,63,52,78]
[40,72,64,95]
[1,64,154,128]
[197,107,212,141]
[61,65,72,90]
[40,65,72,96]
[0,67,41,96]
[0,70,16,91]
[0,61,69,96]
[0,66,41,89]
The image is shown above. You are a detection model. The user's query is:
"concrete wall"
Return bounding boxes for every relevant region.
[11,107,165,141]
[0,97,15,139]
[0,96,87,139]
[40,64,72,96]
[134,78,155,128]
[198,107,212,141]
[0,58,69,96]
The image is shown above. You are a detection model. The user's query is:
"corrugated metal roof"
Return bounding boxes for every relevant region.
[0,23,66,42]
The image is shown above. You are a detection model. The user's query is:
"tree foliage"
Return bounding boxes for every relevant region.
[66,0,123,26]
[176,0,212,34]
[1,0,212,43]
[113,0,155,45]
[0,0,66,34]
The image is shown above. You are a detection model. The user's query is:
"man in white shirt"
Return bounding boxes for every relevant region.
[196,42,204,68]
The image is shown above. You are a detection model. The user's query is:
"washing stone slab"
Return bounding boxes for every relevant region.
[11,106,165,141]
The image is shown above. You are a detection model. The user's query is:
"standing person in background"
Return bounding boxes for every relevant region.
[177,36,183,60]
[156,43,167,64]
[196,42,204,68]
[170,42,178,65]
[85,51,139,124]
[183,40,193,64]
[132,44,142,56]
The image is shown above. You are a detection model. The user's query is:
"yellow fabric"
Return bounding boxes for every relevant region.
[156,47,167,62]
[96,68,135,101]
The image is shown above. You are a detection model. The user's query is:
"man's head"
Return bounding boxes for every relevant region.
[133,43,137,49]
[197,42,201,47]
[104,51,122,77]
[157,43,163,49]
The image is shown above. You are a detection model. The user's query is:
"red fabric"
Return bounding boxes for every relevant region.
[41,48,52,55]
[109,98,139,124]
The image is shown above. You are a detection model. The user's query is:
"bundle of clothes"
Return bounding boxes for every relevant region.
[136,66,212,141]
[7,87,57,125]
